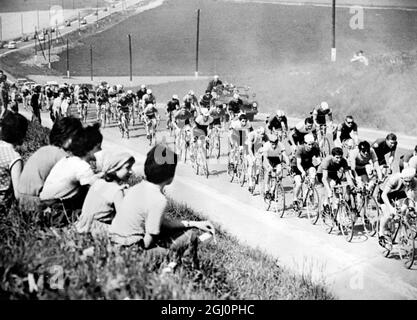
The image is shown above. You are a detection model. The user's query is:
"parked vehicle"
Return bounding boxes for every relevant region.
[7,41,17,49]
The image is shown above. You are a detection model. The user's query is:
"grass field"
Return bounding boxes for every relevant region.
[49,0,417,133]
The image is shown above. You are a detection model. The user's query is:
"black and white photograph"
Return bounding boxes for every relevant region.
[0,0,417,305]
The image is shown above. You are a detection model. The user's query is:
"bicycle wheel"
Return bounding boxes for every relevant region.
[322,206,336,234]
[200,147,209,178]
[239,159,247,187]
[338,203,355,242]
[305,187,320,225]
[274,182,286,218]
[214,134,221,159]
[227,152,236,183]
[362,196,380,237]
[398,223,415,269]
[320,137,331,157]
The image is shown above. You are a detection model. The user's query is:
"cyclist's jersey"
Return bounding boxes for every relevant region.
[143,94,156,105]
[125,94,135,105]
[136,89,147,101]
[383,173,417,194]
[261,141,285,167]
[336,122,358,142]
[167,99,180,113]
[246,131,266,155]
[174,109,193,128]
[97,90,109,105]
[108,88,118,98]
[293,143,321,171]
[118,97,130,113]
[349,148,377,172]
[317,156,349,181]
[194,115,214,136]
[372,138,397,165]
[312,107,332,125]
[229,119,253,147]
[78,93,89,104]
[184,95,198,109]
[209,108,226,125]
[293,120,315,135]
[268,115,288,132]
[144,105,158,119]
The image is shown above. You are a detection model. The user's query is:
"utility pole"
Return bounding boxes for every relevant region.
[195,9,200,77]
[0,16,2,42]
[96,0,99,27]
[66,38,70,78]
[48,31,51,69]
[78,10,81,35]
[331,0,336,62]
[37,10,40,30]
[90,45,93,81]
[128,34,132,82]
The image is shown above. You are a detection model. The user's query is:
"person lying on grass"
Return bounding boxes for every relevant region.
[17,117,83,211]
[108,144,215,264]
[39,123,103,211]
[0,111,28,203]
[75,152,136,236]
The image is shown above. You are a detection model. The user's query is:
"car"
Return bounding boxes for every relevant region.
[7,41,17,49]
[65,20,71,27]
[214,84,259,121]
[38,32,45,41]
[16,78,29,89]
[80,18,87,25]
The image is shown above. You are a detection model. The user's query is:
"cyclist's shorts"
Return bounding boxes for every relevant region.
[267,156,281,168]
[145,114,156,119]
[212,117,221,126]
[316,173,342,186]
[377,189,407,205]
[292,131,305,145]
[355,167,367,177]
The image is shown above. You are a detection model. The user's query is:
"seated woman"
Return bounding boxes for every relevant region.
[39,123,103,211]
[0,111,28,203]
[17,117,83,211]
[75,152,136,236]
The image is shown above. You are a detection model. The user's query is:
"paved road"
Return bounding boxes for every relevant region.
[20,104,417,300]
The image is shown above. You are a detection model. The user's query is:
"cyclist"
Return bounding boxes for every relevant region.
[290,133,321,210]
[349,141,382,188]
[142,89,156,109]
[173,104,194,151]
[96,85,109,123]
[334,115,359,148]
[117,93,131,138]
[317,147,355,213]
[289,117,316,153]
[228,93,243,120]
[192,108,214,159]
[125,90,137,124]
[77,87,89,122]
[209,103,227,130]
[166,94,180,129]
[199,90,212,110]
[228,113,254,169]
[183,90,199,111]
[207,75,223,93]
[246,126,268,193]
[371,133,397,175]
[267,109,288,139]
[399,145,417,172]
[261,134,289,200]
[311,101,333,149]
[378,167,417,247]
[136,84,147,102]
[143,103,160,143]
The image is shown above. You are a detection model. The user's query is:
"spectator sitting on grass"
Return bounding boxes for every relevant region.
[0,111,28,203]
[17,117,83,211]
[75,152,136,236]
[351,50,369,66]
[109,144,215,265]
[39,123,103,210]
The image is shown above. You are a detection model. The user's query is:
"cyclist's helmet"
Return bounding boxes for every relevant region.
[269,134,279,144]
[214,75,219,80]
[304,134,315,144]
[189,90,194,95]
[320,101,329,111]
[140,84,146,89]
[127,90,133,95]
[172,94,179,100]
[276,109,285,117]
[233,93,239,99]
[401,167,416,181]
[147,89,152,94]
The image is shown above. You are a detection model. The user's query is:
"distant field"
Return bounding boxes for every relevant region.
[7,0,417,134]
[0,0,109,12]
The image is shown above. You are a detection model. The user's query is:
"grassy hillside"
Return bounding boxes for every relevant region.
[0,0,109,13]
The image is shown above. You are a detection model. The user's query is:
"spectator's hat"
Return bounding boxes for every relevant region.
[101,152,135,175]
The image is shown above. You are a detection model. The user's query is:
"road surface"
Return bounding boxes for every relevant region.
[19,104,417,300]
